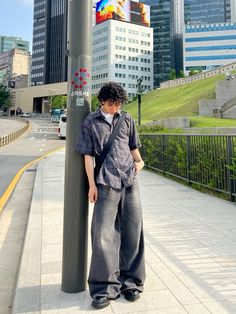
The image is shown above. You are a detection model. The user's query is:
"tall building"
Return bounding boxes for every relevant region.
[0,48,30,84]
[0,36,29,53]
[92,1,153,99]
[184,22,236,75]
[31,0,68,86]
[141,0,184,87]
[184,0,233,24]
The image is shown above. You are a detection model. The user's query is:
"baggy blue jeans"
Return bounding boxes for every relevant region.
[88,179,145,299]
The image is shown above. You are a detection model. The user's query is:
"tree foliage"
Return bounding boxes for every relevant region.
[52,95,67,109]
[0,84,10,111]
[91,95,100,111]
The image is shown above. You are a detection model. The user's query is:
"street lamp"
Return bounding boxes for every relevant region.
[137,76,143,126]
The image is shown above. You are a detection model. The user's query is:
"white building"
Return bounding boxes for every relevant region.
[92,18,153,99]
[184,23,236,76]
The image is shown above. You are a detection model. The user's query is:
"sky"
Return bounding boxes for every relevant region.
[0,0,34,52]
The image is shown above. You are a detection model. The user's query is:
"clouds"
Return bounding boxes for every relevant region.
[17,0,34,6]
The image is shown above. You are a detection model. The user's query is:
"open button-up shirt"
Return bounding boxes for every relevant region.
[76,108,140,189]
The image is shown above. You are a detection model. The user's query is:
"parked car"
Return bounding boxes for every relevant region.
[20,112,30,117]
[58,113,67,139]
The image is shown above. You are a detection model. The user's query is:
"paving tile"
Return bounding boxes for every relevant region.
[124,307,187,314]
[111,290,180,313]
[184,303,211,313]
[203,299,236,313]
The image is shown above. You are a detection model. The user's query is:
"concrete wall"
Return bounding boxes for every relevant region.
[199,78,236,117]
[199,100,225,116]
[146,117,190,129]
[215,79,236,100]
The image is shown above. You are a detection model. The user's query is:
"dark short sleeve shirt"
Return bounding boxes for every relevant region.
[76,108,140,189]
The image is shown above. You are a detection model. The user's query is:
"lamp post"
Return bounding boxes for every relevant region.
[137,76,143,126]
[61,0,92,293]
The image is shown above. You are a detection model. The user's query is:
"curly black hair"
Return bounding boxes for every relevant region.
[97,82,127,105]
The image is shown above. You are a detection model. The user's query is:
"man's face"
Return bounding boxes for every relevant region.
[101,100,122,115]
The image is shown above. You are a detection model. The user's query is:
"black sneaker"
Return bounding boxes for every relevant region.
[91,296,110,309]
[123,289,140,302]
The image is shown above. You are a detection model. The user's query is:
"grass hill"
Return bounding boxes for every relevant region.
[124,73,236,127]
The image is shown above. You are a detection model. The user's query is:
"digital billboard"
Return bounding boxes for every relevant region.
[96,0,117,24]
[96,0,150,27]
[130,1,150,27]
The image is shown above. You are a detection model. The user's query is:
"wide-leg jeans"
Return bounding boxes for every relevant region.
[88,179,145,299]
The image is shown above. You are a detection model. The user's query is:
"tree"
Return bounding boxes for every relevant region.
[0,84,10,111]
[52,95,67,109]
[178,70,185,78]
[169,69,176,80]
[91,95,100,111]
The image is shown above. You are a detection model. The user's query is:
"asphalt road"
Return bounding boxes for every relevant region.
[0,118,65,197]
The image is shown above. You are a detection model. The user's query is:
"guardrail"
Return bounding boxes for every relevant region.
[140,133,236,202]
[0,117,29,147]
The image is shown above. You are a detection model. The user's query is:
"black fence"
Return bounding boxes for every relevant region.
[139,134,236,202]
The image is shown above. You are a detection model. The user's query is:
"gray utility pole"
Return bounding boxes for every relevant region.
[137,77,143,126]
[61,0,92,293]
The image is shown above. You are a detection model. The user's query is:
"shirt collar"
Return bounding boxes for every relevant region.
[94,108,121,119]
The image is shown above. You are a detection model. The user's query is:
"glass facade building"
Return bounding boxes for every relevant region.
[184,0,232,24]
[31,0,68,86]
[0,36,29,53]
[141,0,184,87]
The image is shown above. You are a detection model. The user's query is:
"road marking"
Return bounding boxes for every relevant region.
[0,146,64,214]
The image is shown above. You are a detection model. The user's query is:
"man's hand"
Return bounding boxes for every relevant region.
[134,160,144,175]
[88,184,98,203]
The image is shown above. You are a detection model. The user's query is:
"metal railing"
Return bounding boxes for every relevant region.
[140,134,236,202]
[0,117,29,147]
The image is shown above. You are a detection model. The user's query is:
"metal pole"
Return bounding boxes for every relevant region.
[138,93,141,126]
[61,0,92,293]
[137,77,143,126]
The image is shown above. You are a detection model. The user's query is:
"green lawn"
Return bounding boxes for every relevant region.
[190,116,236,127]
[124,73,236,127]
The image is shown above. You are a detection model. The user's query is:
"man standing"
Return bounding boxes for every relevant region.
[76,82,145,310]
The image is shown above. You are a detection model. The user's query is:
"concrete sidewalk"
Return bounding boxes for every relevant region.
[13,149,236,313]
[0,119,27,136]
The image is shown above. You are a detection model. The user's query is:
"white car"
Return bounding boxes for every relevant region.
[58,114,67,139]
[20,112,30,117]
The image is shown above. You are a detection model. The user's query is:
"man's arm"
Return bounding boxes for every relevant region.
[84,155,98,203]
[131,148,144,175]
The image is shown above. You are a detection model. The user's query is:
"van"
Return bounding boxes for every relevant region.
[58,113,67,139]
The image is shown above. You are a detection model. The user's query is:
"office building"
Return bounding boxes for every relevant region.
[184,0,235,24]
[141,0,184,87]
[184,22,236,75]
[92,1,153,99]
[0,48,30,85]
[31,0,68,86]
[0,36,29,53]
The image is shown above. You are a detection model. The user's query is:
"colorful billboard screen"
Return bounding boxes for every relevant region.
[96,0,131,24]
[96,0,150,27]
[96,0,116,24]
[130,1,150,27]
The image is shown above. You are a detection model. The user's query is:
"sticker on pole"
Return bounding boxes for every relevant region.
[76,95,85,107]
[71,67,91,96]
